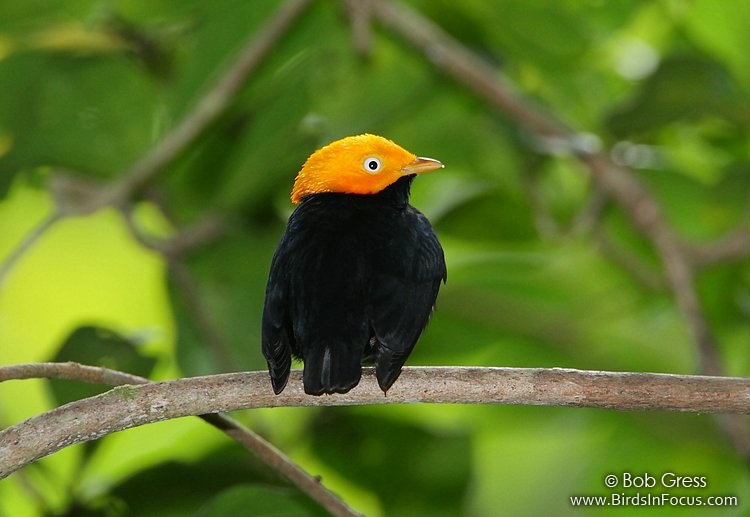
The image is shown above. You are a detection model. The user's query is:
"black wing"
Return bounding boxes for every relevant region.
[261,232,295,394]
[262,200,371,395]
[367,206,446,392]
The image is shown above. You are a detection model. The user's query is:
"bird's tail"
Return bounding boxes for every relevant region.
[303,343,362,395]
[374,345,408,393]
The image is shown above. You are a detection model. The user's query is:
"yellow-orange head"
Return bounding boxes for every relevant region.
[290,134,443,204]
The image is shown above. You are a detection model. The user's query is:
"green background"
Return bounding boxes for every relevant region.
[1,0,749,515]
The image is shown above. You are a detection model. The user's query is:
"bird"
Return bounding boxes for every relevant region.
[262,134,446,395]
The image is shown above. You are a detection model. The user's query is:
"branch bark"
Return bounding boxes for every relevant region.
[3,365,750,479]
[686,226,750,267]
[0,362,359,517]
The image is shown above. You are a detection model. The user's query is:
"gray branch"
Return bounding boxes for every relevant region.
[2,366,750,479]
[0,362,359,516]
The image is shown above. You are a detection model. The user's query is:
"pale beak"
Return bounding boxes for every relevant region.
[401,156,444,175]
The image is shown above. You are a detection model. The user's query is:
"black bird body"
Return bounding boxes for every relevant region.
[262,175,446,395]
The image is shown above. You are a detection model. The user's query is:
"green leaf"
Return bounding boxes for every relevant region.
[197,485,318,517]
[49,325,156,406]
[0,52,159,178]
[606,55,750,136]
[72,446,325,517]
[171,229,279,375]
[682,0,750,89]
[310,410,471,515]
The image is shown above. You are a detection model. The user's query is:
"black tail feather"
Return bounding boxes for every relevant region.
[264,329,292,395]
[266,349,291,395]
[303,343,362,395]
[374,344,407,393]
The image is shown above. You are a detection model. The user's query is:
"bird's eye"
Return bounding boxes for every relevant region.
[363,157,382,174]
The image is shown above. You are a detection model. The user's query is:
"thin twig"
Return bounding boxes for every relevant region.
[519,159,560,237]
[594,227,666,291]
[120,200,225,258]
[197,414,360,517]
[167,260,238,372]
[164,216,226,258]
[685,227,750,267]
[344,0,374,56]
[0,361,359,517]
[0,209,63,287]
[3,365,750,480]
[570,188,609,236]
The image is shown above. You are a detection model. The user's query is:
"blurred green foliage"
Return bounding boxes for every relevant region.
[1,0,749,515]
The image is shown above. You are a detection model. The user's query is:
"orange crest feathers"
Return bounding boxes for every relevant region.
[290,134,443,204]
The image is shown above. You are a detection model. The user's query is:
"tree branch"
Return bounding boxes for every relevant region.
[0,362,359,517]
[685,226,750,267]
[2,365,750,480]
[686,199,750,267]
[344,0,374,56]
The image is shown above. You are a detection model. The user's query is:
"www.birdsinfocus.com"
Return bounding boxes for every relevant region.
[262,134,446,395]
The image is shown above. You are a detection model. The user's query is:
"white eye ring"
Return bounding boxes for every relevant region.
[363,156,382,174]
